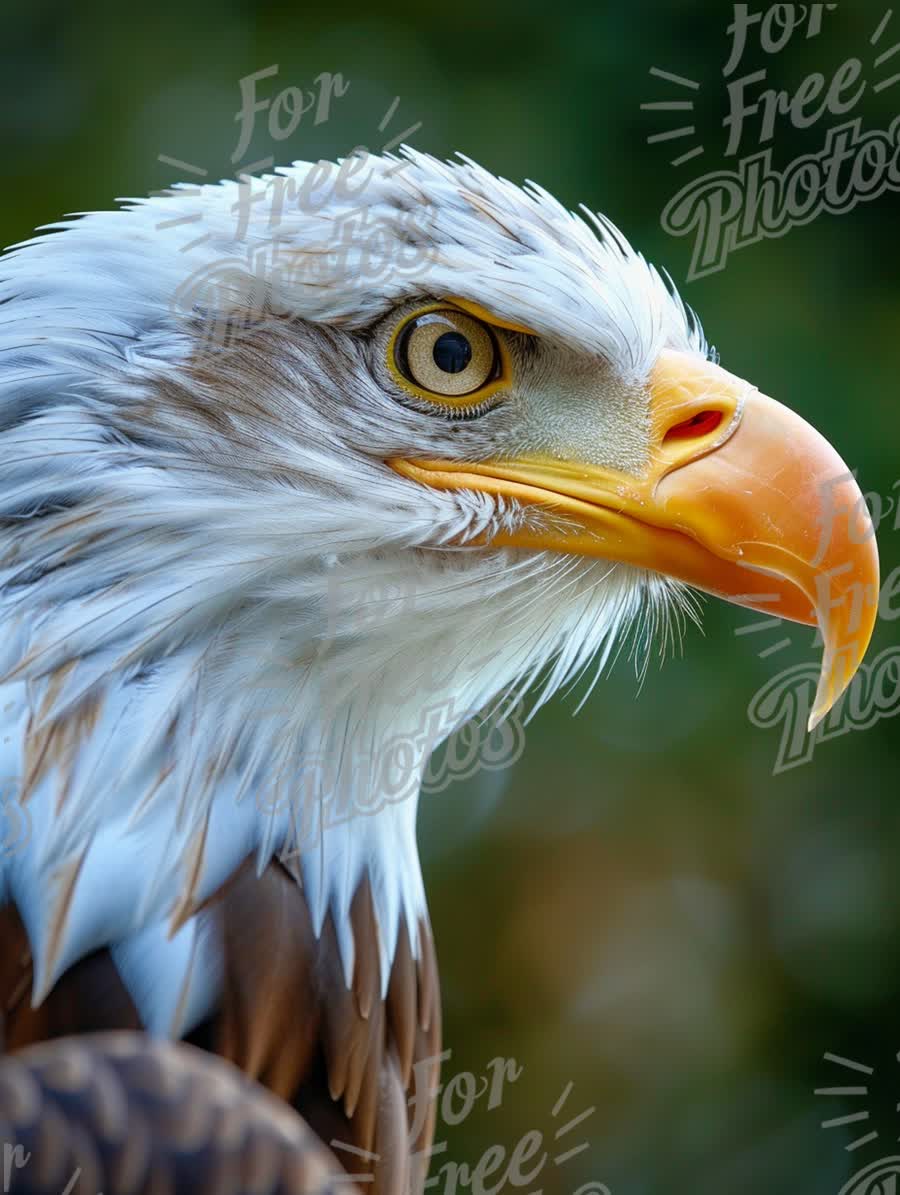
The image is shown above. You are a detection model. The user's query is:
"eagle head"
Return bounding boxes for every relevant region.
[0,150,878,1030]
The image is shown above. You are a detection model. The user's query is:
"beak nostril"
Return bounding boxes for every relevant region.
[664,410,724,444]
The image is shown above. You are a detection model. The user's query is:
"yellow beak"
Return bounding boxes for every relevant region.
[389,350,880,730]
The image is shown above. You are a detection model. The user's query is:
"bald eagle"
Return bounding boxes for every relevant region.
[0,151,879,1193]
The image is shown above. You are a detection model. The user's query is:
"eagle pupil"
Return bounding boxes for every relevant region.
[432,331,471,374]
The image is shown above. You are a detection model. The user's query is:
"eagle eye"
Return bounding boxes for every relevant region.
[389,306,508,408]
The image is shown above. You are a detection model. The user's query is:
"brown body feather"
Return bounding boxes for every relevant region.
[0,859,441,1194]
[0,1032,343,1194]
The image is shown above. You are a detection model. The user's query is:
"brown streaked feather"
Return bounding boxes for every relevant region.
[0,906,140,1051]
[214,859,320,1093]
[38,849,87,1001]
[350,881,379,1023]
[416,920,439,1035]
[386,919,417,1088]
[373,1048,411,1195]
[168,814,211,936]
[408,923,442,1195]
[0,1032,346,1195]
[21,673,102,810]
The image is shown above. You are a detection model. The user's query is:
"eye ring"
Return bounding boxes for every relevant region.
[387,305,510,409]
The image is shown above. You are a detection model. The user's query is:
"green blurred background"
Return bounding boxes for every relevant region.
[3,1,899,1191]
